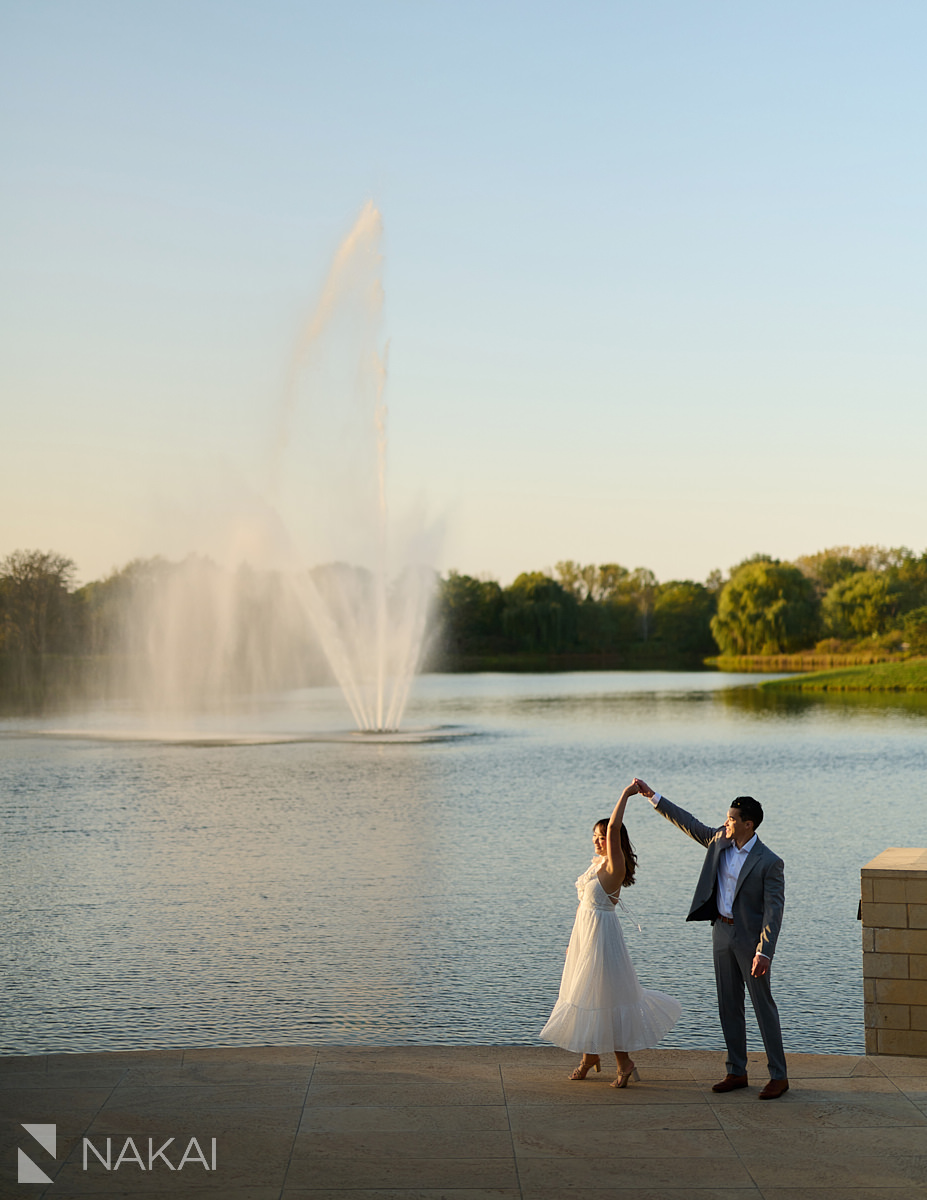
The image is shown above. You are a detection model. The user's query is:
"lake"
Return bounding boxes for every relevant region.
[2,671,925,1057]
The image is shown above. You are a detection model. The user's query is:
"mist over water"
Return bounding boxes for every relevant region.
[112,204,437,729]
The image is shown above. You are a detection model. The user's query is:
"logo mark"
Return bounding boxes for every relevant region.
[19,1124,56,1184]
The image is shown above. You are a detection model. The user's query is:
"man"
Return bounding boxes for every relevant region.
[634,778,788,1099]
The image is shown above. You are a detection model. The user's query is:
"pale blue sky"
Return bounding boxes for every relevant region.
[3,1,926,586]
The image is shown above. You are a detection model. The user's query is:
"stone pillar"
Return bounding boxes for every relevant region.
[861,848,927,1056]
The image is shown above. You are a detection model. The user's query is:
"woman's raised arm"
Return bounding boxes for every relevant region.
[604,781,640,883]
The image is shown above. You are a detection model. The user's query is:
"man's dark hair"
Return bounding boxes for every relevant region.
[731,796,763,828]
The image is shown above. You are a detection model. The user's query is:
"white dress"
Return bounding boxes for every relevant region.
[540,856,682,1054]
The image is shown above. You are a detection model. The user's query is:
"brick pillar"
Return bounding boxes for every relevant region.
[861,848,927,1056]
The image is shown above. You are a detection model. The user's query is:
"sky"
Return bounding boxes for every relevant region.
[3,0,927,588]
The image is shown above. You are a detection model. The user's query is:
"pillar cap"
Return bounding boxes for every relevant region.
[862,848,927,875]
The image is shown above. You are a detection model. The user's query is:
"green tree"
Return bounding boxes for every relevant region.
[903,606,927,656]
[711,560,820,655]
[652,581,718,657]
[76,557,171,655]
[892,551,927,615]
[596,566,659,639]
[595,564,631,601]
[437,571,504,655]
[575,594,637,651]
[0,550,78,657]
[625,567,658,640]
[794,548,864,595]
[854,545,913,572]
[554,560,598,602]
[705,568,725,596]
[730,553,778,571]
[0,549,79,700]
[822,570,901,639]
[566,563,639,650]
[502,572,578,652]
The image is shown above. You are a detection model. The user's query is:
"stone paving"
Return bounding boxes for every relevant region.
[3,1044,927,1198]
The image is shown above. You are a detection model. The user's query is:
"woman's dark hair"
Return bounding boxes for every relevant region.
[730,796,763,829]
[594,820,637,887]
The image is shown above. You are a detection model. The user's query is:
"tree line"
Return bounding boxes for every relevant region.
[436,547,927,664]
[2,544,927,706]
[436,564,717,666]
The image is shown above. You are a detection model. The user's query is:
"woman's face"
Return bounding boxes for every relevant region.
[592,826,607,856]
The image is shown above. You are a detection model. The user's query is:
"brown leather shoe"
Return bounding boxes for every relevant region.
[711,1073,749,1092]
[758,1077,789,1100]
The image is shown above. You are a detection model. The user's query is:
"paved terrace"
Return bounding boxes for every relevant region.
[3,1045,927,1199]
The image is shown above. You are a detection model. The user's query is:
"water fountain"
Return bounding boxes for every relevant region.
[94,204,439,736]
[279,202,436,731]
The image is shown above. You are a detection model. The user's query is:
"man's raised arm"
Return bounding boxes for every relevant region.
[633,778,720,849]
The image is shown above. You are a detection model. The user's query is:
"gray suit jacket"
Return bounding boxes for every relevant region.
[654,794,785,962]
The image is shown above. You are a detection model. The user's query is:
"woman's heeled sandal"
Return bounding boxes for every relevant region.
[569,1055,601,1080]
[610,1064,640,1089]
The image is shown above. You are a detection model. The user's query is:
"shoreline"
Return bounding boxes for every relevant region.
[0,1042,884,1067]
[761,658,927,692]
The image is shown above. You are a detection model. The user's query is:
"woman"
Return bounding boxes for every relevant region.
[539,780,681,1086]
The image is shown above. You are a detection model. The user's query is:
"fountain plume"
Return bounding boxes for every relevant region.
[108,203,435,732]
[277,202,435,731]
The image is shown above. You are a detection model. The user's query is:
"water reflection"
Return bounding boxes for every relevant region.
[720,683,927,722]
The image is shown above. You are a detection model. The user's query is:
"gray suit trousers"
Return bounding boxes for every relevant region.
[713,921,787,1079]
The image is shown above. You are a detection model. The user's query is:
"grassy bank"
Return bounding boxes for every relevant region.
[760,659,927,692]
[707,651,900,673]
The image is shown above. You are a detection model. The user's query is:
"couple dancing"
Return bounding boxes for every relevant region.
[540,778,789,1099]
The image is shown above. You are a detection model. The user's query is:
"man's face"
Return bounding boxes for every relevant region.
[724,807,754,846]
